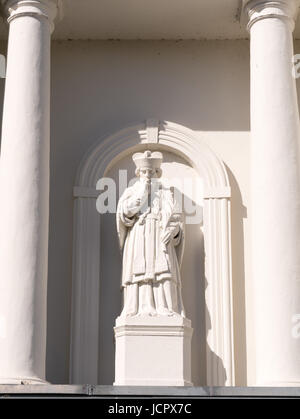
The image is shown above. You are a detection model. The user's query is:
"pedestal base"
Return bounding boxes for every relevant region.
[114,315,193,386]
[0,377,47,385]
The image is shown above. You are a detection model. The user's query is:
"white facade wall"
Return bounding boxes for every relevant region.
[0,38,299,385]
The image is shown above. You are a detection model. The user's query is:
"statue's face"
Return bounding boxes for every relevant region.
[139,167,158,183]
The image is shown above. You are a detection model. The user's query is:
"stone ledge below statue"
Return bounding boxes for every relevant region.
[1,385,300,398]
[0,377,47,385]
[114,315,193,386]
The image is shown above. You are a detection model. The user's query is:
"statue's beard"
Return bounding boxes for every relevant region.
[140,176,159,183]
[140,177,151,185]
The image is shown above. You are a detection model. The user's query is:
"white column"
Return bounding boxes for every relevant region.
[244,0,300,385]
[0,0,59,383]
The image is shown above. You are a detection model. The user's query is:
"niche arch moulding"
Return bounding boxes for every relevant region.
[70,120,235,386]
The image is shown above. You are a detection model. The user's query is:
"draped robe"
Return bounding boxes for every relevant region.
[117,180,185,316]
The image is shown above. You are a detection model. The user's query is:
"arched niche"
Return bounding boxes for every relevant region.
[70,120,234,386]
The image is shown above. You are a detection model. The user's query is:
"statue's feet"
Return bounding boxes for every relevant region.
[120,309,138,317]
[157,308,175,316]
[127,311,138,317]
[138,308,157,316]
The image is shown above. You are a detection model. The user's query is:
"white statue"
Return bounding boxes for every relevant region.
[117,150,186,317]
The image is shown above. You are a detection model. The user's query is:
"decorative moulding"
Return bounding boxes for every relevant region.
[70,120,235,386]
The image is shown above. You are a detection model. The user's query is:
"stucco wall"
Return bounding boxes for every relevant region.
[45,39,251,385]
[4,38,299,385]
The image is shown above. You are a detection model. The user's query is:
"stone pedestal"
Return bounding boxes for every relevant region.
[114,315,193,386]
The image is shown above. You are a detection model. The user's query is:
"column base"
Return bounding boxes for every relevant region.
[114,314,193,386]
[0,377,48,385]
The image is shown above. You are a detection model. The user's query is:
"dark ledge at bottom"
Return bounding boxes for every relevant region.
[0,385,300,398]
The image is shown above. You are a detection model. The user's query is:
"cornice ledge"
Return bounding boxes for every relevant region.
[0,0,63,28]
[242,0,300,31]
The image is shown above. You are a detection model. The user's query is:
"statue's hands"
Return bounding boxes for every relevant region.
[124,196,144,216]
[134,198,142,207]
[161,225,180,246]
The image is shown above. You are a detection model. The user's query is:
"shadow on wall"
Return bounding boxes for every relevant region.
[183,214,227,386]
[204,276,227,386]
[226,164,248,386]
[98,210,122,385]
[0,41,7,149]
[180,199,207,387]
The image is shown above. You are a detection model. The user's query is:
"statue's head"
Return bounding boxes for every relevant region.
[133,150,163,181]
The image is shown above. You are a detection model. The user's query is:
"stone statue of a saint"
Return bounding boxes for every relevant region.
[117,150,186,317]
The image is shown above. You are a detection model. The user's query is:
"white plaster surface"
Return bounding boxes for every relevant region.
[2,36,300,386]
[0,0,249,41]
[0,0,299,41]
[43,39,250,385]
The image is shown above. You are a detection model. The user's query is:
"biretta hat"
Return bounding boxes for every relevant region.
[132,150,163,169]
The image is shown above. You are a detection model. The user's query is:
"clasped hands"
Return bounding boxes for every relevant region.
[161,224,180,247]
